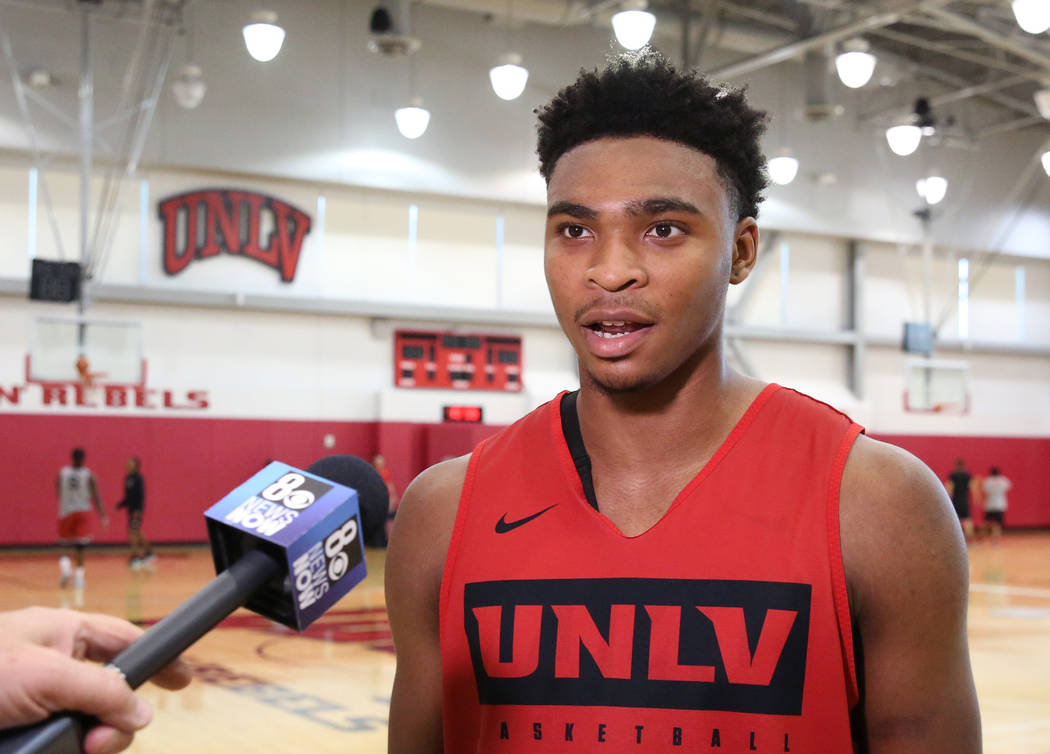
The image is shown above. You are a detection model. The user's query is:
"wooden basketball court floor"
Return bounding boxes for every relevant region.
[1,533,1048,753]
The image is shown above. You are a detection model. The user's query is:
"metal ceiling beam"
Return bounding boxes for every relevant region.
[707,10,908,80]
[705,0,966,80]
[979,114,1048,138]
[861,73,1031,122]
[920,6,1050,73]
[915,63,1044,123]
[872,26,1039,81]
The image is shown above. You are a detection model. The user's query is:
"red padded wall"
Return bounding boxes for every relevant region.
[1,411,1045,546]
[870,434,1050,528]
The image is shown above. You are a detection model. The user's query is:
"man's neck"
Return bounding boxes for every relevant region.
[576,357,763,474]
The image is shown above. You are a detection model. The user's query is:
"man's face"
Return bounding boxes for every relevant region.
[543,136,756,394]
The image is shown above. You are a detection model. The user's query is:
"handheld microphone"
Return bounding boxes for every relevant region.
[0,455,387,754]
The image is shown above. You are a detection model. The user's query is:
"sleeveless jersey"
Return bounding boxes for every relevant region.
[58,466,94,517]
[440,384,863,753]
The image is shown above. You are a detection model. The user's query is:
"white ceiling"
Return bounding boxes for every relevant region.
[0,0,1048,257]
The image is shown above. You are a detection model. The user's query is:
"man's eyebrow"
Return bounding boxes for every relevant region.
[547,201,598,219]
[626,198,702,216]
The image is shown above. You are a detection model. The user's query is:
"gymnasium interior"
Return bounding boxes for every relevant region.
[0,0,1048,751]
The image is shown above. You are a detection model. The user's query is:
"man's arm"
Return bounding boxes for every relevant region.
[841,436,980,753]
[386,456,467,754]
[0,607,191,754]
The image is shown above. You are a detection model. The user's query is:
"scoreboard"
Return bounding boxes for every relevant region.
[394,330,522,392]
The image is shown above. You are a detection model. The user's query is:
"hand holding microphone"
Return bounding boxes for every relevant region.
[0,455,388,754]
[0,608,191,754]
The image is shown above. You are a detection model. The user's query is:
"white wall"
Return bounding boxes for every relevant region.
[0,161,1047,437]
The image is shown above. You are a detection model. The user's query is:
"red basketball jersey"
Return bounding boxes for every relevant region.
[440,384,863,753]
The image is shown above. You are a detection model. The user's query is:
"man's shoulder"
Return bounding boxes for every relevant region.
[840,435,967,612]
[842,435,950,522]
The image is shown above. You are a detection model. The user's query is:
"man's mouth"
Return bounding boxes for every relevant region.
[587,321,649,339]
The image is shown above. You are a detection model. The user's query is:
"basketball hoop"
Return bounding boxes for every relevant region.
[75,354,106,388]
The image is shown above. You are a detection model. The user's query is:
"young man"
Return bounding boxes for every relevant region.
[57,447,108,589]
[115,456,154,569]
[386,55,980,753]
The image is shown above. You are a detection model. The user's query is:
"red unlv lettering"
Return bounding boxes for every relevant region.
[159,189,312,282]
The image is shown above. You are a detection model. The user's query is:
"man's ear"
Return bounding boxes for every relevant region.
[729,218,759,285]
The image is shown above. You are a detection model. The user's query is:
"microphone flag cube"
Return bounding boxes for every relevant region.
[204,461,367,631]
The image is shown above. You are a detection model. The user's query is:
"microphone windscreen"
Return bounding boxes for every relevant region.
[307,455,390,547]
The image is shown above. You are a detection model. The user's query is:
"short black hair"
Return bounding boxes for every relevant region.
[536,51,769,220]
[72,448,85,465]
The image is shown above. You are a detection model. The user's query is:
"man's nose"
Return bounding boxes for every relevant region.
[586,234,648,292]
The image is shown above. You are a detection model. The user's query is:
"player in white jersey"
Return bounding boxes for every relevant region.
[56,447,108,589]
[981,466,1012,544]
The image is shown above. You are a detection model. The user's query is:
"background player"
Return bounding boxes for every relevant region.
[386,53,980,753]
[115,456,154,570]
[57,447,108,590]
[946,458,977,541]
[981,466,1011,544]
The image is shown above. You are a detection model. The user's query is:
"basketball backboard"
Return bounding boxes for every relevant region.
[903,358,970,414]
[27,316,144,386]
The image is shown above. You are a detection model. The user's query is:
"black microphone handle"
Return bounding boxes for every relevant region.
[111,548,282,687]
[0,548,283,754]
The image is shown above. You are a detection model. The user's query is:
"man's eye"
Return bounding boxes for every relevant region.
[562,224,589,239]
[650,223,683,239]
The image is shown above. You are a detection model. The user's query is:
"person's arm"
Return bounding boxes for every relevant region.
[88,475,108,527]
[0,606,192,754]
[841,436,980,753]
[385,456,467,754]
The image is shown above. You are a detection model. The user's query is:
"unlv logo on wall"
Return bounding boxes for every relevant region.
[159,189,312,282]
[464,578,811,715]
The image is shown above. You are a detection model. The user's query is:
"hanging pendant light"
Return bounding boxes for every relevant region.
[767,150,800,186]
[490,53,529,101]
[886,124,922,156]
[835,38,876,89]
[1012,0,1050,34]
[395,96,430,139]
[172,64,207,109]
[916,175,948,205]
[243,10,286,62]
[612,0,656,50]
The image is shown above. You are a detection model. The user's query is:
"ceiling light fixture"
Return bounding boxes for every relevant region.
[1012,0,1050,34]
[612,0,656,50]
[835,38,876,89]
[172,64,207,109]
[767,151,800,186]
[886,124,922,156]
[916,176,948,205]
[395,96,430,139]
[1035,87,1050,120]
[1042,150,1050,178]
[490,52,529,101]
[243,10,286,62]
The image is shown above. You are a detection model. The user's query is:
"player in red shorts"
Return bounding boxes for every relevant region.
[57,447,108,589]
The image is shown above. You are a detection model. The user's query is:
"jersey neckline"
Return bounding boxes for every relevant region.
[550,382,782,540]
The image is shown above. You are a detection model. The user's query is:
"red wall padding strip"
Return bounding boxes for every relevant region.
[1,412,1044,545]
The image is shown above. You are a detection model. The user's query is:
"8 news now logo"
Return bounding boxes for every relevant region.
[263,470,364,612]
[260,472,331,511]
